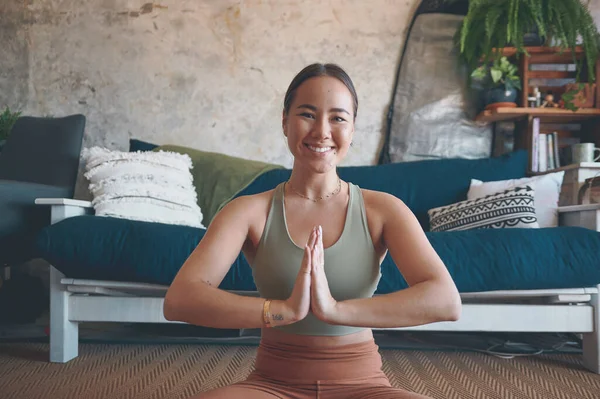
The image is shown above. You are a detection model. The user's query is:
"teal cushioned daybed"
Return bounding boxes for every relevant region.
[36,215,600,294]
[34,149,600,294]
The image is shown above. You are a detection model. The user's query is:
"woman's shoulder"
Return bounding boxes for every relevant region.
[227,188,276,209]
[357,187,411,218]
[358,187,400,204]
[222,188,278,222]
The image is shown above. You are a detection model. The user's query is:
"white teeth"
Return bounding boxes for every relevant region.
[307,145,332,153]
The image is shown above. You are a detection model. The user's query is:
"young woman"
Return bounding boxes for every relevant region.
[164,63,462,399]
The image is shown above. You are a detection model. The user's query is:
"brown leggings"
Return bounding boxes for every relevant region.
[198,339,430,399]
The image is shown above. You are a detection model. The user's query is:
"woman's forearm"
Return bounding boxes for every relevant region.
[330,280,462,328]
[163,283,294,329]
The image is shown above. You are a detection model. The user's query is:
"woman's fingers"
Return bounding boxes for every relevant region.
[303,245,312,274]
[315,226,323,261]
[309,227,317,249]
[306,227,323,275]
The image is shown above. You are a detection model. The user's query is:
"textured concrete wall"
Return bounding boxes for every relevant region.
[592,5,600,39]
[0,0,30,110]
[2,1,600,172]
[1,0,417,170]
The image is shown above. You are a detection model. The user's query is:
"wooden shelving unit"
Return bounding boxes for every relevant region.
[500,46,586,57]
[528,161,600,176]
[478,46,600,177]
[529,162,600,206]
[500,46,600,107]
[475,107,600,123]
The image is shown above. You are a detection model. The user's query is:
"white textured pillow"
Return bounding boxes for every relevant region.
[467,171,564,228]
[429,186,539,232]
[82,147,204,228]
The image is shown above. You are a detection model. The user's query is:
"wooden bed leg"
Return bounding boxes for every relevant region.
[583,285,600,374]
[49,266,79,363]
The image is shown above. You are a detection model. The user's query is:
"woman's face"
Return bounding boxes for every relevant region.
[283,76,355,174]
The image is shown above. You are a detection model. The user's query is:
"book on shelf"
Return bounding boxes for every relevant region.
[531,117,574,172]
[532,118,539,172]
[538,133,548,172]
[552,132,561,170]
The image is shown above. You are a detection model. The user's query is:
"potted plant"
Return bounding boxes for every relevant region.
[471,56,522,109]
[0,106,21,151]
[455,0,600,82]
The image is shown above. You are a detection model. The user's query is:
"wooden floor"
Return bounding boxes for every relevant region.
[0,342,599,399]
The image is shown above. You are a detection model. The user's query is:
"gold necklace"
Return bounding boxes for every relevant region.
[286,177,342,202]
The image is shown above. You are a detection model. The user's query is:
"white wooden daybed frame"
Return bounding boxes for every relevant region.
[35,198,600,374]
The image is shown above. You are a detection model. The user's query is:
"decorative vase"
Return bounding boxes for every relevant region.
[523,26,545,46]
[483,87,518,110]
[561,83,597,109]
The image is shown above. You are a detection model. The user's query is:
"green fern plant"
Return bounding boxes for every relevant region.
[456,0,600,82]
[0,106,21,141]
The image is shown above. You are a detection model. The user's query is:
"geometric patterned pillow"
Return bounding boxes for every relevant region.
[428,185,539,232]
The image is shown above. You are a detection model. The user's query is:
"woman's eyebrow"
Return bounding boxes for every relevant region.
[330,107,350,115]
[296,104,350,115]
[297,104,317,111]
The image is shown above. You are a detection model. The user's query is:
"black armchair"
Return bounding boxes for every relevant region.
[0,114,85,266]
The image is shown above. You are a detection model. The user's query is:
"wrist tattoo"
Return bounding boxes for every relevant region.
[272,314,284,321]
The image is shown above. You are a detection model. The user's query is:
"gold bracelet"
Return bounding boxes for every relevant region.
[263,299,272,328]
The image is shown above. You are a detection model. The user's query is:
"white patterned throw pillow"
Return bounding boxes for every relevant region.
[428,185,539,232]
[82,147,205,228]
[467,171,564,228]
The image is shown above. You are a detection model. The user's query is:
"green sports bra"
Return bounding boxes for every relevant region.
[251,182,381,336]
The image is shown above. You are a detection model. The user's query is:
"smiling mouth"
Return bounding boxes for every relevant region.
[305,144,334,153]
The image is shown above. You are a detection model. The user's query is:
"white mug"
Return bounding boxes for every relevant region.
[572,143,600,163]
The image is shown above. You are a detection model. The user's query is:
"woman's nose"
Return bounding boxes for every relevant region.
[311,117,331,139]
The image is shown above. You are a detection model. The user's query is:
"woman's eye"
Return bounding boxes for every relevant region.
[333,116,346,122]
[300,113,315,119]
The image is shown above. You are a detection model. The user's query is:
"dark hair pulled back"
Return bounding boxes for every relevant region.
[283,63,358,120]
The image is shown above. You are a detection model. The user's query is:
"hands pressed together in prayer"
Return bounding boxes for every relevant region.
[284,225,338,323]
